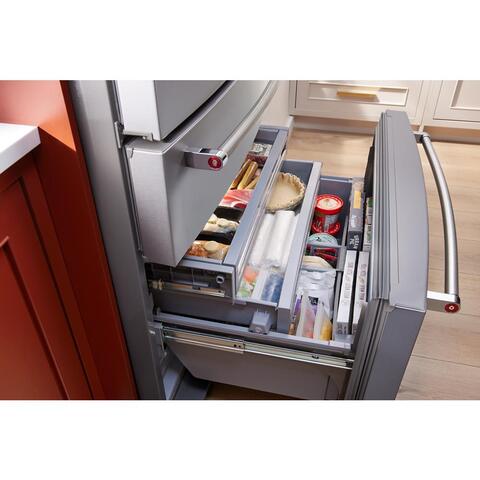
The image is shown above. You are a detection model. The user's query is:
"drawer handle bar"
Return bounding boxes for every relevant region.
[415,132,461,313]
[184,81,278,171]
[336,89,377,100]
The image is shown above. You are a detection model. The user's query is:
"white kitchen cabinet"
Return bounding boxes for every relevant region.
[290,80,430,125]
[422,81,480,129]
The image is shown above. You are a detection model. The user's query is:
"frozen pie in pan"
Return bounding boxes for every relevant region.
[266,172,305,212]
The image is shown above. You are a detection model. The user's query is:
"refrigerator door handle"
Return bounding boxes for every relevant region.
[415,132,461,313]
[184,81,278,171]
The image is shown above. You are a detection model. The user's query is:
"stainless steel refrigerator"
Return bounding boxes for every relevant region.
[69,81,461,399]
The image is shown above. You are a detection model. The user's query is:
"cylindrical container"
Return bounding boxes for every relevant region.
[311,194,344,233]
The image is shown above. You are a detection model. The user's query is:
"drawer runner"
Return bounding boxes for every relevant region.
[162,326,353,370]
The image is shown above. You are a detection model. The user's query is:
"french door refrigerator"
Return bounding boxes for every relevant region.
[69,81,461,400]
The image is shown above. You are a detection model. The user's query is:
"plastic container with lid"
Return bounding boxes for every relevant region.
[311,194,344,234]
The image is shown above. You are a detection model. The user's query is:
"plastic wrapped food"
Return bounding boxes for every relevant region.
[302,255,334,270]
[251,269,269,300]
[296,293,316,338]
[280,214,298,271]
[237,266,259,299]
[296,269,336,319]
[220,189,253,209]
[260,272,284,303]
[249,213,275,267]
[264,210,295,268]
[246,142,272,166]
[202,217,239,233]
[313,304,332,341]
[186,240,229,260]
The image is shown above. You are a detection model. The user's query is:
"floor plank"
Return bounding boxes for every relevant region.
[397,356,480,400]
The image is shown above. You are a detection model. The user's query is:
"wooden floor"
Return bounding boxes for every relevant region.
[207,128,480,400]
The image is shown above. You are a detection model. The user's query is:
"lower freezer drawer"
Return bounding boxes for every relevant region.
[163,326,352,399]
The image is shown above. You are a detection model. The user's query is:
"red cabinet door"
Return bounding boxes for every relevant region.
[0,177,91,399]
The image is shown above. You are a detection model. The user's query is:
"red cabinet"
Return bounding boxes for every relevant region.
[0,157,91,399]
[0,81,137,399]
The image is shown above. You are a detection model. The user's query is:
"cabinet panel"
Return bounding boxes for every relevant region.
[0,179,91,399]
[291,80,429,124]
[434,81,480,122]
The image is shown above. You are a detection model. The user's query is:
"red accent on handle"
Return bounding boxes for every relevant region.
[445,303,460,313]
[208,156,222,170]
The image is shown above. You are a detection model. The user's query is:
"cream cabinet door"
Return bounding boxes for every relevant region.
[290,80,430,124]
[429,81,480,123]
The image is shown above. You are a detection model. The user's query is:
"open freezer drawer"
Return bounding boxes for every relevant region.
[153,110,461,400]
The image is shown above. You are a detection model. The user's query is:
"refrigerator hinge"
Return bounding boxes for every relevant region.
[113,121,126,149]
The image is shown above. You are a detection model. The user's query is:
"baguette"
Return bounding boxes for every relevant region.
[245,175,259,189]
[238,162,258,189]
[231,160,252,189]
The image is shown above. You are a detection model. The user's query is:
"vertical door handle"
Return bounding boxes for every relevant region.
[415,132,461,313]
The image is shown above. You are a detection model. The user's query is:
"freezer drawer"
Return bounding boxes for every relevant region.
[115,80,225,140]
[126,81,278,266]
[150,172,353,344]
[161,325,352,400]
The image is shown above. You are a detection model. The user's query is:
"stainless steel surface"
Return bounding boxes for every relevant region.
[115,80,225,141]
[415,132,461,313]
[125,81,273,266]
[163,326,353,369]
[182,81,277,171]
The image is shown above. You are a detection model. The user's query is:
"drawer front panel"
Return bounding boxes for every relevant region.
[163,327,351,399]
[116,80,225,140]
[126,82,276,266]
[294,80,426,123]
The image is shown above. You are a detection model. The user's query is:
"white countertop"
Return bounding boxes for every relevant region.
[0,123,41,175]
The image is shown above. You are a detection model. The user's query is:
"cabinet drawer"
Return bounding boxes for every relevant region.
[292,80,428,123]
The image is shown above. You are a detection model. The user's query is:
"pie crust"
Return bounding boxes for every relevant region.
[266,172,305,212]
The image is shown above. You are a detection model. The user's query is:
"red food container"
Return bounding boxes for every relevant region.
[311,194,344,234]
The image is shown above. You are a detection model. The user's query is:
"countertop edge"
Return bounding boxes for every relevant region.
[0,124,41,176]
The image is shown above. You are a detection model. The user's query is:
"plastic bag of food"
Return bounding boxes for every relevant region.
[220,189,253,209]
[313,303,332,341]
[296,293,316,338]
[260,272,284,304]
[237,266,259,299]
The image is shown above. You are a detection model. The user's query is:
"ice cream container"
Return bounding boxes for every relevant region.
[312,194,344,233]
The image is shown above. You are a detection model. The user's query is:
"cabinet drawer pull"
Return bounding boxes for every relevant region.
[336,89,378,100]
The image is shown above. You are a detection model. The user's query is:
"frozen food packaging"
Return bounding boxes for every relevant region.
[334,250,357,338]
[260,272,284,304]
[246,142,272,165]
[264,210,295,268]
[249,213,275,267]
[352,251,369,335]
[313,304,332,341]
[346,178,365,250]
[296,293,316,339]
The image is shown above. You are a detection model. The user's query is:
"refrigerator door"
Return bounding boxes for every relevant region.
[115,80,225,140]
[125,81,278,266]
[346,110,460,399]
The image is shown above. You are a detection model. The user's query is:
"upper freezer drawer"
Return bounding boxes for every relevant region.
[115,81,225,140]
[125,81,278,266]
